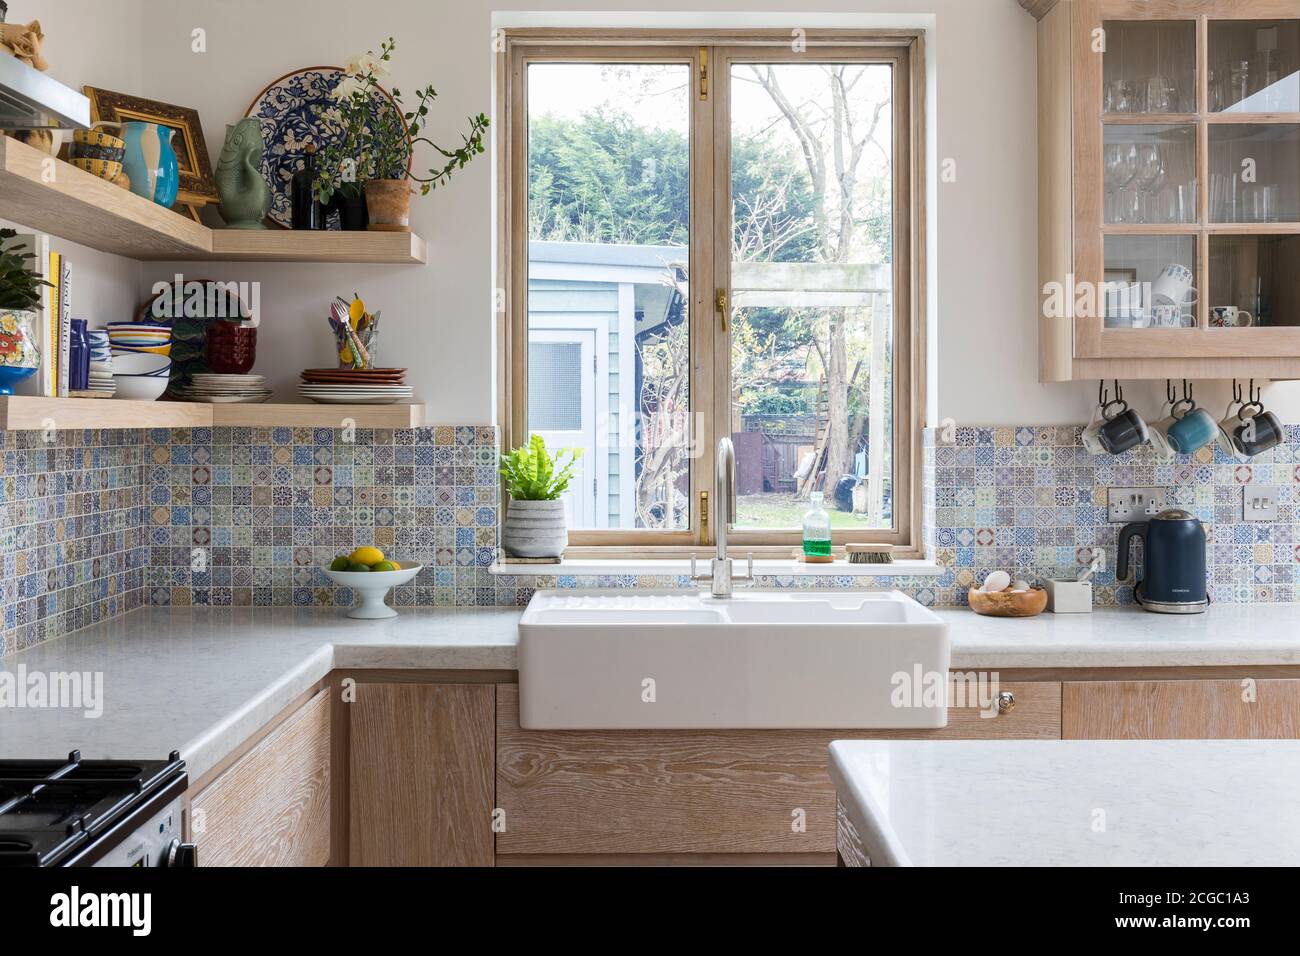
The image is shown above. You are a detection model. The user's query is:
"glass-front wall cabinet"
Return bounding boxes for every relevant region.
[1034,1,1300,380]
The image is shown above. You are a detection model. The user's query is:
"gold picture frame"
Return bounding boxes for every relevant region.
[83,86,218,208]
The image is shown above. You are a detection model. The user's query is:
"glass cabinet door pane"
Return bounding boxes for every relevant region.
[1103,20,1196,114]
[1208,124,1300,223]
[1209,235,1300,329]
[526,62,692,531]
[1209,20,1300,113]
[1103,125,1197,224]
[1103,236,1197,329]
[728,61,895,532]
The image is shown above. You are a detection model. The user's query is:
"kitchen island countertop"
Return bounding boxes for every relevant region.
[829,738,1300,866]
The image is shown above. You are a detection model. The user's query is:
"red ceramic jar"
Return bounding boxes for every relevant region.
[206,321,257,375]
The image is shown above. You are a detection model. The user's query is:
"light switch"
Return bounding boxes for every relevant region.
[1243,485,1279,523]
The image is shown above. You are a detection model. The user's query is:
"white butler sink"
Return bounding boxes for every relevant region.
[517,590,949,729]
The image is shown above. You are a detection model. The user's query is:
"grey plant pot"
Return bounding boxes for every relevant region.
[502,498,568,558]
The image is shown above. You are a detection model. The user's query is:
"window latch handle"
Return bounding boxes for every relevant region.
[715,288,728,331]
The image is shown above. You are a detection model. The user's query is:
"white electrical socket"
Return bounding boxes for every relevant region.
[1107,487,1168,523]
[1243,485,1279,523]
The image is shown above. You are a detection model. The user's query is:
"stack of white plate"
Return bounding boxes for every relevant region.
[179,373,272,403]
[298,383,414,405]
[87,364,116,395]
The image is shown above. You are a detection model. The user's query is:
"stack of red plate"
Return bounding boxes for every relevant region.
[299,368,412,404]
[300,368,407,385]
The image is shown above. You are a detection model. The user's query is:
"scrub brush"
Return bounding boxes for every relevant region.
[845,543,894,564]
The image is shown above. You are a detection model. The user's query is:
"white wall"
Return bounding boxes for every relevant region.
[10,1,145,330]
[12,1,1300,423]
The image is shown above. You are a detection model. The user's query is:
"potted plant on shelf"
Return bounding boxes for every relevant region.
[499,434,582,559]
[0,229,51,395]
[314,37,489,231]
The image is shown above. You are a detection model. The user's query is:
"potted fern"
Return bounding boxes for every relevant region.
[499,435,581,559]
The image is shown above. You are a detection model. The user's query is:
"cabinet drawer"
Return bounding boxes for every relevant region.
[190,689,331,867]
[1064,679,1300,739]
[496,681,1059,856]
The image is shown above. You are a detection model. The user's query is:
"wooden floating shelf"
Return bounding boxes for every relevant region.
[0,396,425,431]
[208,402,426,428]
[0,396,211,430]
[205,230,426,263]
[0,138,426,264]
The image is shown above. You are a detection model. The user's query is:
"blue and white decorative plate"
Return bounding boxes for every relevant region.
[244,67,409,228]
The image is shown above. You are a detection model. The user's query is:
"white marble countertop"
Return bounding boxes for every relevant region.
[3,600,1300,789]
[0,606,520,781]
[940,603,1300,668]
[829,738,1300,866]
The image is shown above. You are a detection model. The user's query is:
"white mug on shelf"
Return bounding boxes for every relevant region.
[1151,263,1196,308]
[1103,281,1145,328]
[1210,305,1254,328]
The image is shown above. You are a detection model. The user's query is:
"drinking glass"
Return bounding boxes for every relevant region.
[1105,80,1139,114]
[1146,76,1174,113]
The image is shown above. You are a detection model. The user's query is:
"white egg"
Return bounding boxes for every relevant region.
[1012,579,1030,592]
[982,570,1011,592]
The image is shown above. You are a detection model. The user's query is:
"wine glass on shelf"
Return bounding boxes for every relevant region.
[1134,144,1166,223]
[1104,143,1139,223]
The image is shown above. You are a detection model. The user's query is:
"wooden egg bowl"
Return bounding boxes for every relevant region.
[967,586,1048,618]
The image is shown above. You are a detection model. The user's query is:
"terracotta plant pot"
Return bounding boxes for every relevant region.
[364,178,412,232]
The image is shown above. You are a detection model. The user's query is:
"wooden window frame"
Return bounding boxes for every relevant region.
[497,29,927,558]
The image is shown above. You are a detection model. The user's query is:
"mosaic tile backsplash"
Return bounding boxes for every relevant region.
[0,429,147,656]
[922,424,1300,607]
[4,420,1300,655]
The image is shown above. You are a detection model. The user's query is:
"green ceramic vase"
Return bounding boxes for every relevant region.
[216,118,272,229]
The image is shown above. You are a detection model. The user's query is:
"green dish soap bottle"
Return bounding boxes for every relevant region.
[802,491,833,557]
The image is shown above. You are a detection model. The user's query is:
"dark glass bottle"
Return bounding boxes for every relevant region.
[291,145,325,230]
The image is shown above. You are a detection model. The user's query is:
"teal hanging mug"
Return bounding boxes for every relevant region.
[1167,400,1218,454]
[121,121,179,207]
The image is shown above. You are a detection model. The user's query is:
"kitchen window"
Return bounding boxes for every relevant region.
[497,30,925,553]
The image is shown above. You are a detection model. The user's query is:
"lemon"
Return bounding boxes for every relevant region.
[329,555,350,571]
[349,546,384,567]
[372,560,398,572]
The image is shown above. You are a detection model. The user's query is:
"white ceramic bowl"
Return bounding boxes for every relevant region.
[321,561,423,619]
[110,349,171,376]
[112,374,169,401]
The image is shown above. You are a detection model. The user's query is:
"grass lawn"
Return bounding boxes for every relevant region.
[733,493,887,530]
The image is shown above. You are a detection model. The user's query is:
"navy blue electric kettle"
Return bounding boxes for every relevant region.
[1117,509,1208,613]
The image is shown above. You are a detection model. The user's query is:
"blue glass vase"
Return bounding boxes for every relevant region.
[121,121,179,207]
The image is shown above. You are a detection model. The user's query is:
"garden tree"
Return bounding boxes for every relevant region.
[743,64,892,495]
[528,110,817,525]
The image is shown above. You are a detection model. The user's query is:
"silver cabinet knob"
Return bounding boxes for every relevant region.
[996,691,1016,715]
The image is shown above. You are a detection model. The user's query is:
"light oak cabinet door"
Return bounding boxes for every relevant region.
[190,689,332,867]
[348,682,495,866]
[1063,679,1300,739]
[495,682,1060,858]
[1033,0,1300,382]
